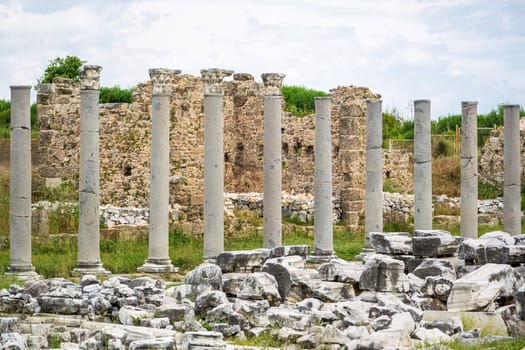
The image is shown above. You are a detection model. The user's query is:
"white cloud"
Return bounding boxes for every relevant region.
[0,0,523,117]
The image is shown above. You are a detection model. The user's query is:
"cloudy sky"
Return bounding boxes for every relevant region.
[0,0,523,118]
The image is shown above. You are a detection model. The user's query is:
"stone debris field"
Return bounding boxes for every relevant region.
[2,229,525,349]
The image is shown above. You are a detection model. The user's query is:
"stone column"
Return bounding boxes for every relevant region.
[365,99,383,243]
[460,101,478,239]
[139,68,181,273]
[73,65,110,276]
[202,68,233,260]
[6,85,38,280]
[309,96,336,262]
[414,100,432,230]
[261,73,285,248]
[503,104,521,235]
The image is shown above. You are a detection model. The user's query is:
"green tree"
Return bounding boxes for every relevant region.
[99,86,133,103]
[281,85,328,116]
[0,99,10,129]
[38,55,86,84]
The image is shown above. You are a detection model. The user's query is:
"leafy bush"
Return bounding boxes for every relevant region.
[281,85,328,116]
[99,86,133,103]
[478,181,502,200]
[0,99,10,129]
[38,55,86,84]
[433,139,454,157]
[432,157,460,197]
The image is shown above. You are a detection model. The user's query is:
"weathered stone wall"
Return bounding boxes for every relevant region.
[37,74,378,230]
[479,125,525,186]
[383,149,413,194]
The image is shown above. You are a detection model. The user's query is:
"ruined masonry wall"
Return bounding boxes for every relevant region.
[37,74,379,231]
[479,126,525,187]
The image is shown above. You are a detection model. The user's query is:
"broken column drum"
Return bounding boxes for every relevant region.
[73,65,110,276]
[460,101,478,239]
[503,104,521,235]
[202,68,233,260]
[414,100,432,230]
[262,73,285,248]
[7,85,38,278]
[139,68,180,273]
[365,99,383,238]
[311,97,335,260]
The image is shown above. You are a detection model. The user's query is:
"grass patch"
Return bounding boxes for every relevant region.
[0,275,23,290]
[231,329,285,348]
[425,338,525,350]
[478,180,502,200]
[432,157,460,197]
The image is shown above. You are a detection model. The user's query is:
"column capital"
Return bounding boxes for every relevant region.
[261,73,285,96]
[149,68,181,94]
[78,65,102,90]
[201,68,233,94]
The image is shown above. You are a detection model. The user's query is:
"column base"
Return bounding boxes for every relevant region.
[72,262,111,277]
[306,249,337,264]
[5,265,40,281]
[138,258,178,274]
[354,247,376,261]
[202,256,217,264]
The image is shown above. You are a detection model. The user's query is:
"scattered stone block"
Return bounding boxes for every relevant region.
[270,245,310,258]
[317,259,363,283]
[447,263,524,312]
[370,232,412,255]
[412,230,461,257]
[194,290,229,318]
[312,281,355,302]
[237,272,281,305]
[221,273,246,296]
[359,254,410,293]
[412,259,456,280]
[182,331,225,350]
[215,249,270,273]
[267,306,319,331]
[184,263,223,291]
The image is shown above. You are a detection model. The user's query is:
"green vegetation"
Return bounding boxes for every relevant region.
[281,85,328,116]
[231,329,285,348]
[99,86,133,103]
[419,338,525,350]
[38,55,86,84]
[382,104,525,145]
[478,181,503,200]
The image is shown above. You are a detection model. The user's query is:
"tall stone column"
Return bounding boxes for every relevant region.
[202,68,233,260]
[261,73,285,248]
[73,65,110,276]
[414,100,432,230]
[309,96,336,263]
[139,68,180,273]
[503,104,521,235]
[365,99,383,243]
[7,85,38,280]
[460,101,478,239]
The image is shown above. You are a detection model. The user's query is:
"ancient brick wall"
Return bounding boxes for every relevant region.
[36,74,378,231]
[479,126,525,186]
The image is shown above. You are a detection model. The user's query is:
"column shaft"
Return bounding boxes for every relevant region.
[74,88,109,275]
[460,102,478,239]
[365,99,383,239]
[140,93,175,272]
[414,100,432,230]
[203,93,224,259]
[8,86,36,277]
[263,96,282,248]
[313,97,334,257]
[503,104,521,235]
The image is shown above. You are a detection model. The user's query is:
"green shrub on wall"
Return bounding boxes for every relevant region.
[281,85,328,117]
[99,86,133,103]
